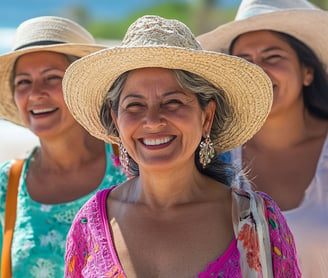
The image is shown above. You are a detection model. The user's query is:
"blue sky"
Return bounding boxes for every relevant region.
[1,0,241,27]
[0,0,240,54]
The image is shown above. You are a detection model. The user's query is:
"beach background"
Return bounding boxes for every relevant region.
[0,0,324,164]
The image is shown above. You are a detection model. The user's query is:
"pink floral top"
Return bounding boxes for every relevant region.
[64,188,300,277]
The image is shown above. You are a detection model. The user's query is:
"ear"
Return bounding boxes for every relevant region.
[202,100,216,137]
[111,109,120,134]
[303,65,314,86]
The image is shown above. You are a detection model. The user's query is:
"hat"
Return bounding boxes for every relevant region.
[63,15,273,153]
[0,16,106,126]
[197,0,328,69]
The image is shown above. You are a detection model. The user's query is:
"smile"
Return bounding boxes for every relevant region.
[30,108,58,115]
[142,136,174,146]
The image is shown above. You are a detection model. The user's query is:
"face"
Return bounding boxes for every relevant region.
[13,51,78,139]
[231,30,313,118]
[112,67,215,171]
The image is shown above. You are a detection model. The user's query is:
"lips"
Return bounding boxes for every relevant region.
[142,136,174,146]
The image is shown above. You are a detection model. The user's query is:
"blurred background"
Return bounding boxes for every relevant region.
[0,0,326,163]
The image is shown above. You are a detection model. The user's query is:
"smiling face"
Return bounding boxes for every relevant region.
[112,67,215,172]
[231,30,313,118]
[13,51,78,139]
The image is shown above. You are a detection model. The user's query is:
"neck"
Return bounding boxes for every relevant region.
[124,161,217,210]
[249,107,326,150]
[36,129,105,172]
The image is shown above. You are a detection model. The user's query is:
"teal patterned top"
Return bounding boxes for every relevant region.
[0,143,127,278]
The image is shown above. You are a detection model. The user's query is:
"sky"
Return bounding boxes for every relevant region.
[1,0,241,28]
[0,0,240,54]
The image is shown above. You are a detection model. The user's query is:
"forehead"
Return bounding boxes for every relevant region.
[15,51,69,70]
[234,30,290,47]
[122,68,182,94]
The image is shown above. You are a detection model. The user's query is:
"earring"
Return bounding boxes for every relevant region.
[199,134,215,168]
[119,141,130,174]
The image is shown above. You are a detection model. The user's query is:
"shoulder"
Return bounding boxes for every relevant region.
[67,188,112,239]
[71,188,110,225]
[65,188,112,274]
[0,160,20,205]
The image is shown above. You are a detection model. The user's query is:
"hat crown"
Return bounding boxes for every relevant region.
[236,0,318,20]
[13,16,95,51]
[121,15,202,50]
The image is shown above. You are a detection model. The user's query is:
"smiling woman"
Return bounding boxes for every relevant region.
[0,16,127,278]
[62,15,300,277]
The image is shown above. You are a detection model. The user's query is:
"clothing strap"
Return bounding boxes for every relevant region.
[112,144,119,158]
[1,159,24,278]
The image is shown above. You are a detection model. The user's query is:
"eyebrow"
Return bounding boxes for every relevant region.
[15,67,64,77]
[236,46,285,57]
[121,90,187,102]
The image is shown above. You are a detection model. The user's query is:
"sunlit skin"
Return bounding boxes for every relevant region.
[232,30,313,120]
[12,51,106,204]
[14,51,80,141]
[231,30,328,210]
[112,67,214,176]
[108,67,234,277]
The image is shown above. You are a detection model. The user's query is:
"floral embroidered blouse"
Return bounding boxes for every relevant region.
[65,187,301,277]
[0,143,127,278]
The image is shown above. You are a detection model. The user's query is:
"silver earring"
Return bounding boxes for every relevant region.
[199,134,215,168]
[119,141,130,173]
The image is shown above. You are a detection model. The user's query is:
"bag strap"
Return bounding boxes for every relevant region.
[1,159,24,278]
[112,144,119,158]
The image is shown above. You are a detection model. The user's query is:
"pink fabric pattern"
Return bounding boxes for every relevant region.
[64,188,300,277]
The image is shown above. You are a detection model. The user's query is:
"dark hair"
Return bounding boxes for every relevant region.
[100,69,238,186]
[230,31,328,119]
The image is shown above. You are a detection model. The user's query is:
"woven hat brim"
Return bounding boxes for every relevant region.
[197,9,328,69]
[0,43,106,126]
[63,46,273,153]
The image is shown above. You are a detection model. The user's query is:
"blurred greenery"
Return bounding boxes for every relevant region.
[64,0,327,41]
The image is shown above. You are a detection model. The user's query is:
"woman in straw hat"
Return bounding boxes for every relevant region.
[63,15,300,277]
[198,0,328,276]
[0,16,127,277]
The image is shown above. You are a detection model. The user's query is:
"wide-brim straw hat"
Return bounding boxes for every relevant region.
[63,15,273,153]
[197,0,328,70]
[0,16,106,126]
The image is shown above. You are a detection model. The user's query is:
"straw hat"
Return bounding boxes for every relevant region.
[0,16,106,126]
[197,0,328,69]
[63,15,273,153]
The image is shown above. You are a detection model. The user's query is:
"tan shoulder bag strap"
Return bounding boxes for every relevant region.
[1,159,24,278]
[112,144,119,157]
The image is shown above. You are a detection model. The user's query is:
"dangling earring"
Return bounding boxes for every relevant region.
[119,141,130,173]
[199,134,215,168]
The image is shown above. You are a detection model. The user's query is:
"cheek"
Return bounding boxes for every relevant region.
[116,114,137,136]
[13,92,26,110]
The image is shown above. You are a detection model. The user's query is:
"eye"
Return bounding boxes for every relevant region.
[162,99,183,110]
[46,75,63,84]
[14,78,31,91]
[125,102,145,112]
[264,54,283,64]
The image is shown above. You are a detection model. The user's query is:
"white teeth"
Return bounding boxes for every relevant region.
[31,108,56,114]
[143,137,173,146]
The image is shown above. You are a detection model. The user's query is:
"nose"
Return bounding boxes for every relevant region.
[143,107,167,129]
[247,57,272,81]
[28,80,47,100]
